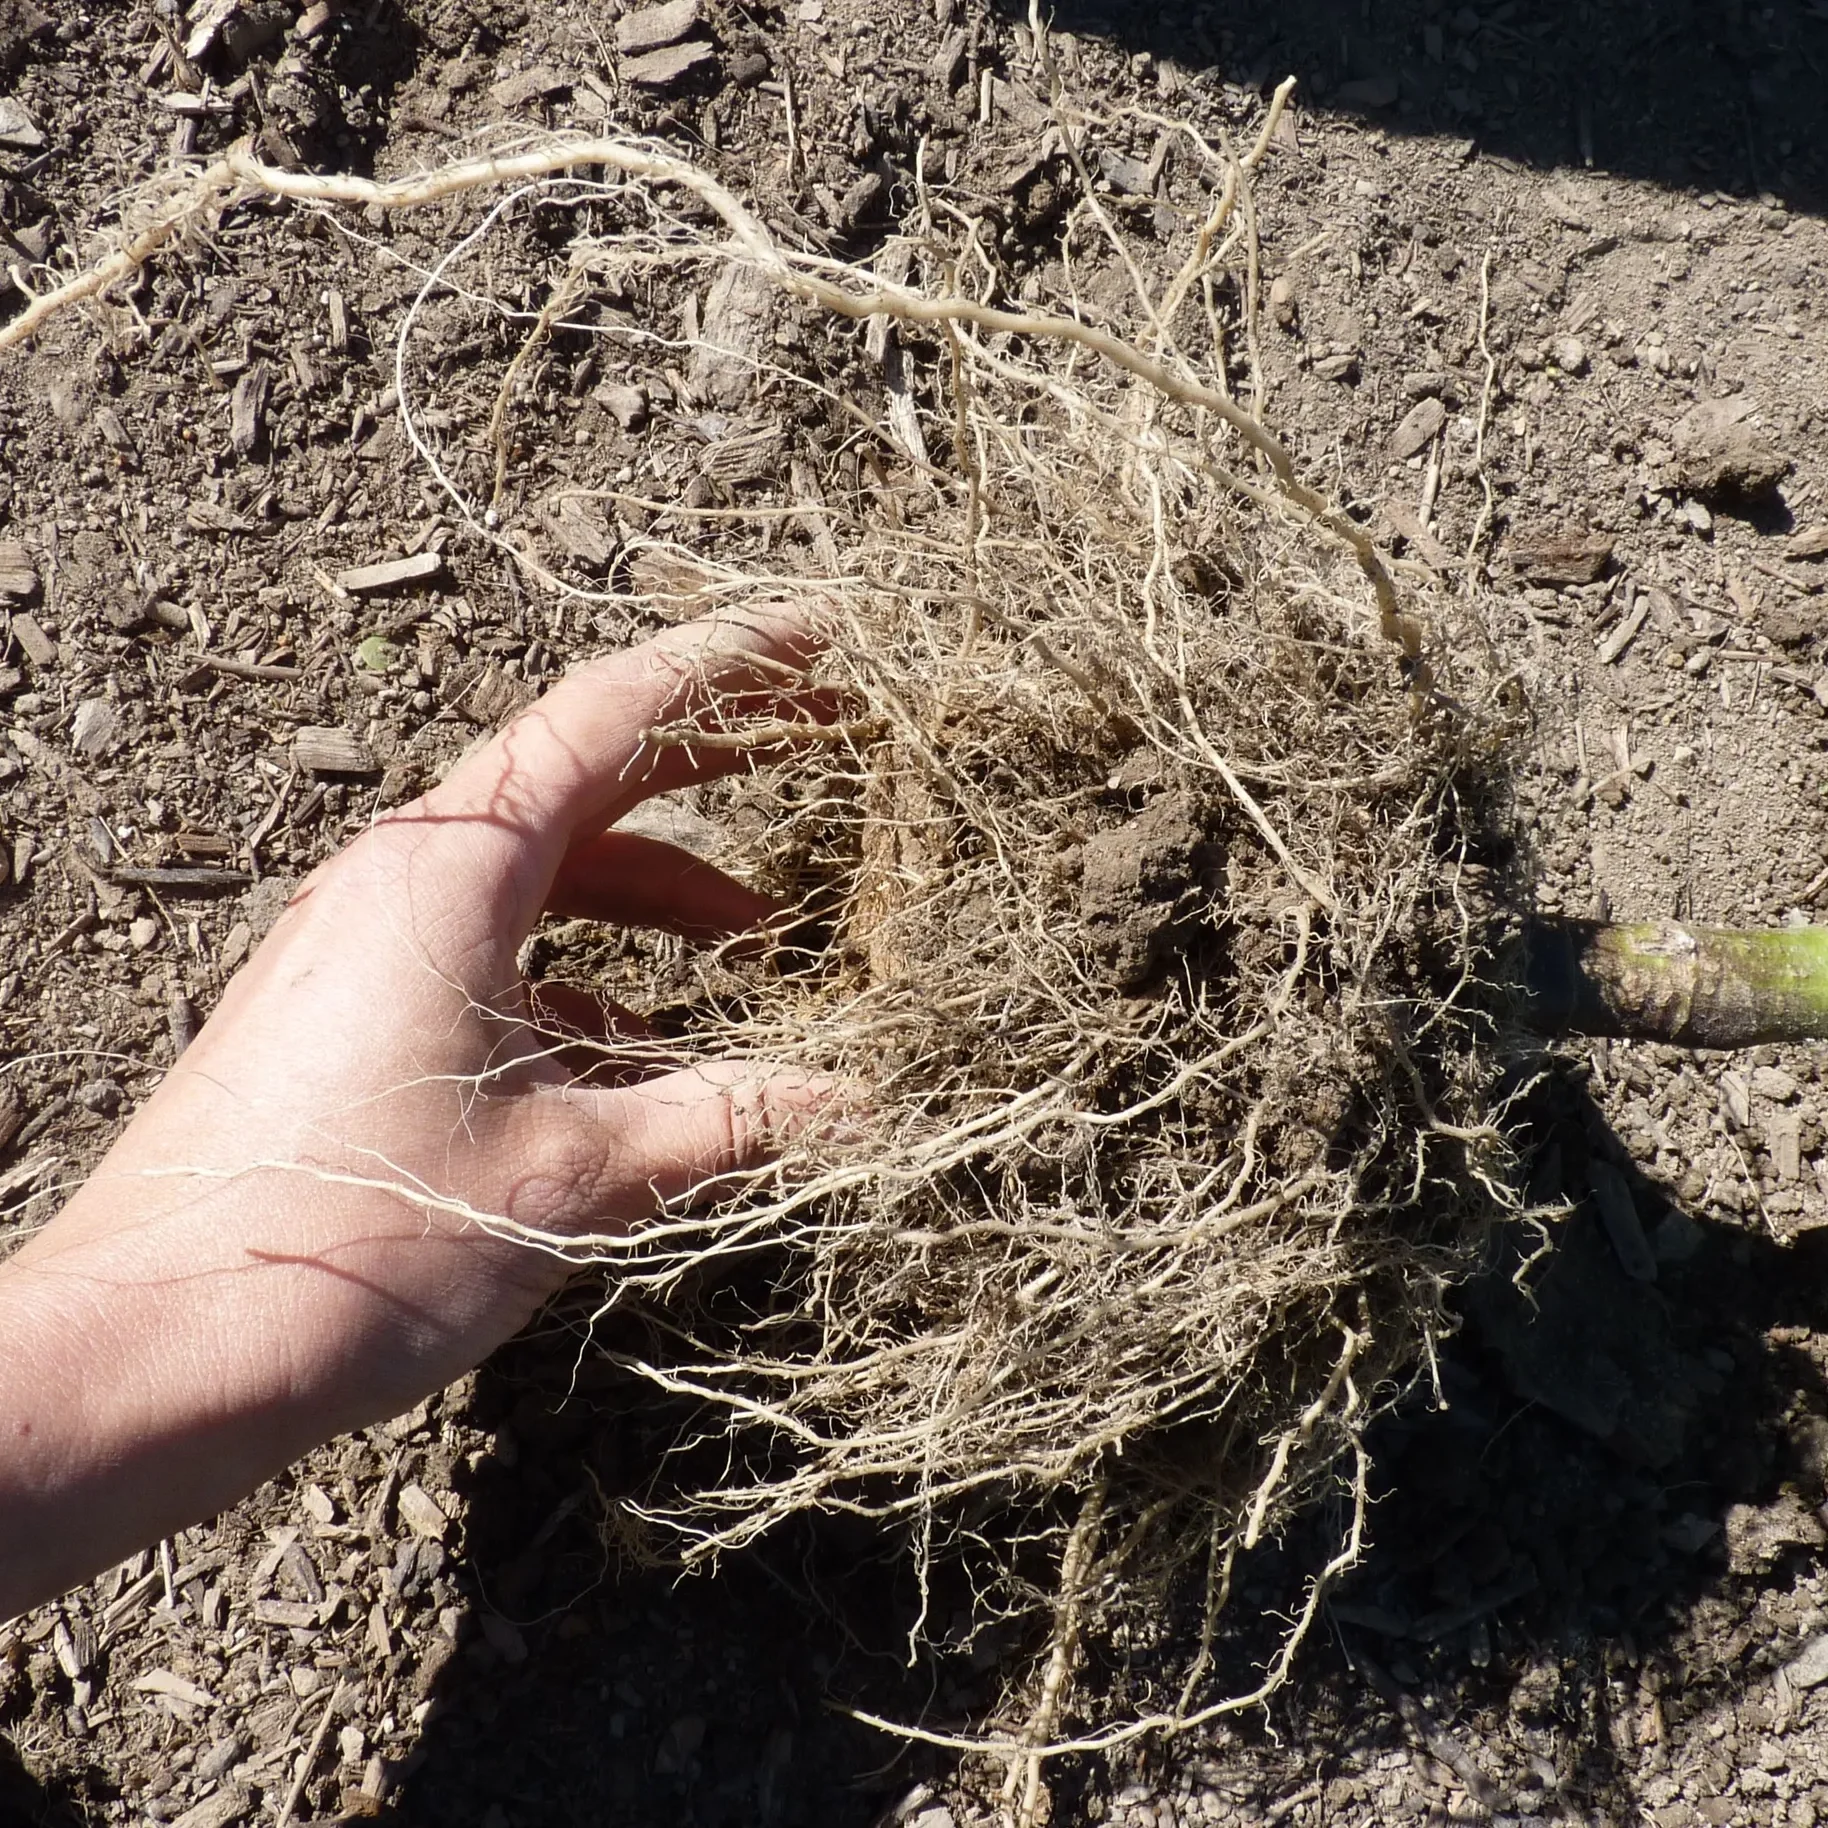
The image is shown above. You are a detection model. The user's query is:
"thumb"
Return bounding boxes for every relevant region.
[521,1062,834,1231]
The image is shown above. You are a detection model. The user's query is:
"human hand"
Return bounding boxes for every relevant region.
[0,606,825,1618]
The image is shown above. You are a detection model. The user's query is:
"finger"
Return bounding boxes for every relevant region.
[548,831,778,938]
[619,1062,833,1207]
[526,1061,834,1229]
[427,604,821,859]
[615,683,852,797]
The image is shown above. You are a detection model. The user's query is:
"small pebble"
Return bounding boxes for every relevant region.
[1788,1633,1828,1689]
[77,1078,125,1117]
[70,698,121,759]
[596,382,649,431]
[1269,273,1299,330]
[1752,1064,1800,1102]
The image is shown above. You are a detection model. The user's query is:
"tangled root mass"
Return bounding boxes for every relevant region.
[20,110,1530,1760]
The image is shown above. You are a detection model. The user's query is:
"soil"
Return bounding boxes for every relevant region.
[5,1,1828,1826]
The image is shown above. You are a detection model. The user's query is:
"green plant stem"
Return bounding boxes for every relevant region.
[1521,918,1828,1049]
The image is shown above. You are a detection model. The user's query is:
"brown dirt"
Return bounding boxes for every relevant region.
[6,1,1828,1825]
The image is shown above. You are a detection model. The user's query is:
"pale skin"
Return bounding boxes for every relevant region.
[0,607,827,1622]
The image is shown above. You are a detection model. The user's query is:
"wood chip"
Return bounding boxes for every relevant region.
[0,1153,57,1203]
[1789,526,1828,563]
[183,0,240,59]
[253,1598,320,1630]
[699,425,784,487]
[1388,396,1448,461]
[1597,593,1652,664]
[252,1526,301,1589]
[488,65,573,108]
[627,549,719,605]
[1507,530,1614,587]
[689,264,773,411]
[1720,1069,1753,1130]
[186,500,263,536]
[1770,1111,1803,1185]
[621,38,716,87]
[229,362,271,456]
[1540,183,1593,229]
[396,1483,449,1542]
[134,1669,220,1710]
[101,1570,161,1632]
[334,552,445,595]
[182,654,303,685]
[931,25,969,87]
[790,457,841,572]
[547,496,615,568]
[278,1540,324,1604]
[168,991,200,1054]
[9,611,57,666]
[443,662,533,727]
[614,0,701,55]
[0,539,40,602]
[1381,499,1456,571]
[108,865,251,891]
[170,1785,251,1828]
[53,1616,93,1678]
[71,697,121,758]
[292,727,378,774]
[93,404,135,453]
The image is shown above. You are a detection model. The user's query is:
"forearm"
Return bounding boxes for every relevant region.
[0,1169,538,1622]
[0,1242,313,1620]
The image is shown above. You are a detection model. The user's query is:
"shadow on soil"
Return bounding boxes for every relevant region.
[5,1056,1812,1825]
[998,0,1828,215]
[372,1329,955,1828]
[336,1045,1828,1826]
[0,1741,87,1828]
